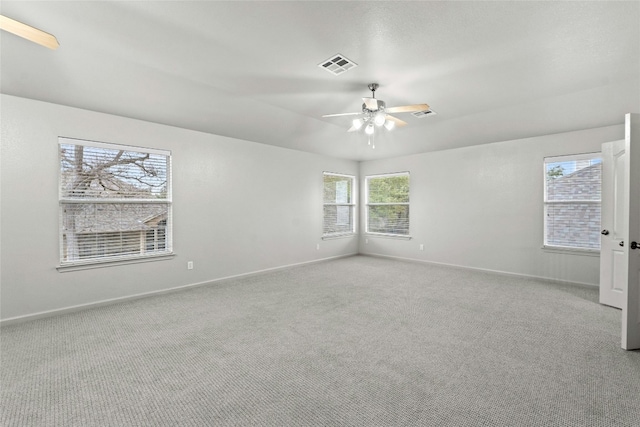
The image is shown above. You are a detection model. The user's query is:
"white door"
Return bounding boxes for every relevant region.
[599,139,626,308]
[622,113,640,350]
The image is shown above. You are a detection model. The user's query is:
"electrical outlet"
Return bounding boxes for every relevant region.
[316,243,320,250]
[419,244,424,251]
[365,238,369,244]
[187,261,194,270]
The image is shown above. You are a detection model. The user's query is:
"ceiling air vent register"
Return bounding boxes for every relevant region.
[411,109,437,118]
[318,54,357,76]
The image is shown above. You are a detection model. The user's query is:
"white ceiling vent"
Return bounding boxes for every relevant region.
[318,54,357,76]
[411,109,437,118]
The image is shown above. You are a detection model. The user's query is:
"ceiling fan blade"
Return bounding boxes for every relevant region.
[385,104,430,114]
[362,97,379,110]
[0,15,59,50]
[385,115,408,127]
[322,112,362,118]
[347,125,360,132]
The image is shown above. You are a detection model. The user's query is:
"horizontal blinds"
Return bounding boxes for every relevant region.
[323,173,355,235]
[366,172,410,235]
[61,203,169,234]
[323,205,354,234]
[59,139,172,264]
[544,155,601,249]
[367,205,410,235]
[60,143,170,200]
[545,203,600,249]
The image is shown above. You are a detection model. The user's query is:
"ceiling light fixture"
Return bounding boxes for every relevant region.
[364,123,374,135]
[322,83,430,149]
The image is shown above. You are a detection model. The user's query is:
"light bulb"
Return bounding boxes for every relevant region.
[384,120,395,131]
[365,123,374,135]
[352,118,363,130]
[374,112,386,126]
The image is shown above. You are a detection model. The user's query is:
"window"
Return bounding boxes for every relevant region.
[544,153,601,250]
[59,137,172,266]
[365,172,410,236]
[323,172,356,237]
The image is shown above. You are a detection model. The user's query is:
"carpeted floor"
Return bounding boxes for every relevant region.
[1,255,639,426]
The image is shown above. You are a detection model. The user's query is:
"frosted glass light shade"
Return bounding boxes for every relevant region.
[365,123,374,135]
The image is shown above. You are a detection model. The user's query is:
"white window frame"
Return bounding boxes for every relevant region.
[322,172,356,239]
[543,152,601,252]
[365,172,411,238]
[58,137,173,270]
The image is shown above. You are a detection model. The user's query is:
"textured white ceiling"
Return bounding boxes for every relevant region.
[1,1,638,161]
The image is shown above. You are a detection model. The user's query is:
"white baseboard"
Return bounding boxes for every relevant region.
[0,253,358,326]
[362,252,598,288]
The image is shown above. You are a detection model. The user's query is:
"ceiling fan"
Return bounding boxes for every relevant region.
[0,15,59,50]
[322,83,429,135]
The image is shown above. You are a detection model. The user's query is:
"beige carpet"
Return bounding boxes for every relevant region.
[1,255,639,426]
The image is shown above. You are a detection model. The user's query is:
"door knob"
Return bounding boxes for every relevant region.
[620,241,625,247]
[601,230,610,235]
[632,241,639,250]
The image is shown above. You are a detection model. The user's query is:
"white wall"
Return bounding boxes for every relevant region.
[0,95,359,321]
[0,94,625,321]
[359,125,624,285]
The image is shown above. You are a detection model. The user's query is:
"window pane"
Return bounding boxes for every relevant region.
[323,173,355,236]
[323,205,353,234]
[368,175,409,203]
[545,203,601,249]
[60,143,168,199]
[61,203,170,262]
[367,205,410,235]
[544,154,601,250]
[366,173,410,236]
[323,175,353,204]
[546,159,601,201]
[59,139,172,265]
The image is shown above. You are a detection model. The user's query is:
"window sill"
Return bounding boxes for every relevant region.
[365,233,412,240]
[322,233,357,240]
[542,246,599,257]
[57,253,176,272]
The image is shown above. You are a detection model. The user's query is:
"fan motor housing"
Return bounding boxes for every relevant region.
[362,100,385,113]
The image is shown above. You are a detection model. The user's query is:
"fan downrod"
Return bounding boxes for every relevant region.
[368,83,379,97]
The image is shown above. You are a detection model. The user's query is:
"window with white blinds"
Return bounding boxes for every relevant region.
[323,172,356,237]
[59,137,172,266]
[544,153,601,250]
[366,172,410,236]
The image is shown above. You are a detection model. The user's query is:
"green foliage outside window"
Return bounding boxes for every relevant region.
[366,174,410,235]
[367,175,409,203]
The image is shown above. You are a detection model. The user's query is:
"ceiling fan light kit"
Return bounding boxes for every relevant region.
[374,111,386,126]
[322,83,429,148]
[365,123,374,135]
